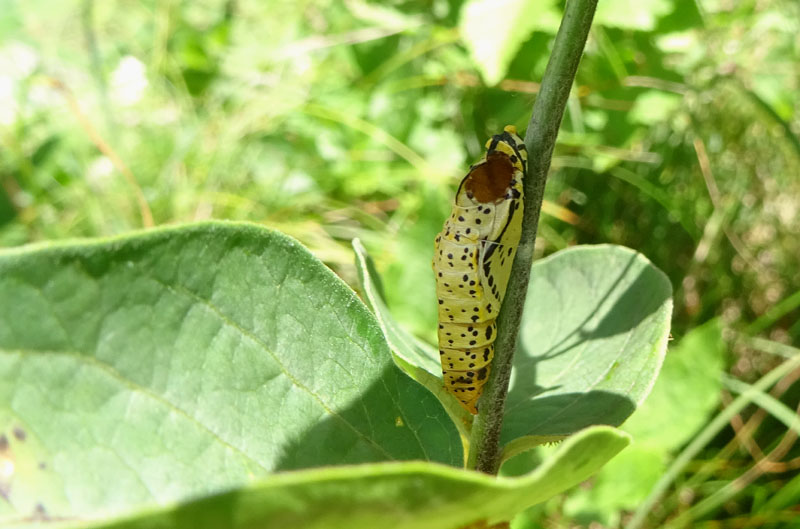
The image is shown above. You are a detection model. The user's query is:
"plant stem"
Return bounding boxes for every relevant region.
[467,0,598,474]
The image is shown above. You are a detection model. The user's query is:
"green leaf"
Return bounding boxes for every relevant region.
[459,0,561,85]
[0,222,460,521]
[628,90,683,125]
[77,426,630,529]
[502,245,673,444]
[594,0,673,31]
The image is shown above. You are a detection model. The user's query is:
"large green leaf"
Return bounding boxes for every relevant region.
[80,426,629,529]
[0,222,460,521]
[503,245,672,444]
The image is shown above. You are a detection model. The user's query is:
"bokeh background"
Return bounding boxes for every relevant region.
[1,1,798,527]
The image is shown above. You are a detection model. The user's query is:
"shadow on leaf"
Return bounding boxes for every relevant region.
[502,248,672,443]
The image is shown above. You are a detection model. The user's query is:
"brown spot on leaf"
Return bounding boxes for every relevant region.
[13,428,25,442]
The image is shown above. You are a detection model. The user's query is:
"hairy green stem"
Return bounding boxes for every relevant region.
[467,0,598,474]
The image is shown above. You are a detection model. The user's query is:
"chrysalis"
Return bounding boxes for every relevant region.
[433,125,527,414]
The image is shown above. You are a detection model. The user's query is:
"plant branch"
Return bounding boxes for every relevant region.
[467,0,598,474]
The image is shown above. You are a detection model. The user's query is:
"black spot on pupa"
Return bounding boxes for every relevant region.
[510,154,518,163]
[477,367,489,380]
[486,326,493,339]
[469,280,476,286]
[483,348,491,361]
[458,216,465,221]
[462,274,468,281]
[439,350,444,355]
[484,208,491,214]
[472,330,479,336]
[469,340,476,346]
[488,276,494,286]
[471,315,479,322]
[461,255,467,260]
[470,354,477,359]
[465,228,471,234]
[508,247,513,256]
[438,299,443,305]
[469,363,475,368]
[475,219,482,225]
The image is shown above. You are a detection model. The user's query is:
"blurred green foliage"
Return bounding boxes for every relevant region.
[1,0,798,527]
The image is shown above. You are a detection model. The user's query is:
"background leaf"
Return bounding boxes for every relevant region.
[459,0,560,85]
[623,318,726,450]
[561,319,726,526]
[594,0,673,31]
[0,222,460,521]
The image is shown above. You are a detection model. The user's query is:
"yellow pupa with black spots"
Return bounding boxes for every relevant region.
[433,125,527,414]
